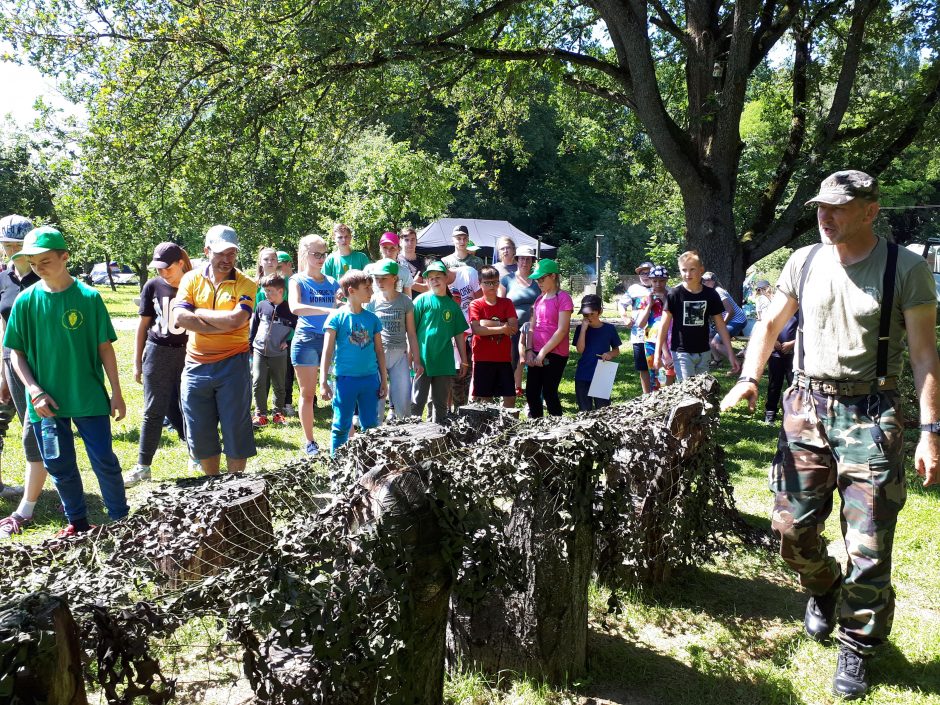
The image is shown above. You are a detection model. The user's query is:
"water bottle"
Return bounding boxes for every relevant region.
[41,417,59,460]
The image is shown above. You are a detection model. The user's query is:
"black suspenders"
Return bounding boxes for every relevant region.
[795,240,898,381]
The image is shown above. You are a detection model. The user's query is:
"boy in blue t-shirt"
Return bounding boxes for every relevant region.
[572,293,622,411]
[319,270,388,455]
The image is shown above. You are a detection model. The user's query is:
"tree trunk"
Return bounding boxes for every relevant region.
[0,592,88,705]
[101,251,116,291]
[135,252,149,291]
[683,181,748,302]
[155,476,272,589]
[447,451,593,683]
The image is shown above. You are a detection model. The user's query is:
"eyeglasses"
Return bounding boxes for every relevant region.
[310,251,327,259]
[481,280,499,287]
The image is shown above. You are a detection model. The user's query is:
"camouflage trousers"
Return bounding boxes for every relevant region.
[770,386,906,655]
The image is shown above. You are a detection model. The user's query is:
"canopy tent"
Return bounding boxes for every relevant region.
[416,218,557,261]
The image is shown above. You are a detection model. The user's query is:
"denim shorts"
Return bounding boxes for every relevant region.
[181,352,256,460]
[291,332,325,367]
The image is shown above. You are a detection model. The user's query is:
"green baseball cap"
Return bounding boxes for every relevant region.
[423,260,448,278]
[528,258,559,280]
[466,240,481,252]
[370,258,399,276]
[276,250,291,263]
[12,226,68,259]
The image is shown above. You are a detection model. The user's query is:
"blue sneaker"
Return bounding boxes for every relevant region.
[305,440,320,456]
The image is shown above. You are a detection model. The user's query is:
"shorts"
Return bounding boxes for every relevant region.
[291,332,325,367]
[472,361,516,398]
[632,343,649,371]
[726,319,746,337]
[181,352,256,460]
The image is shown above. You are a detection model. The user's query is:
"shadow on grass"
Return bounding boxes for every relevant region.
[873,641,940,697]
[585,627,806,705]
[641,563,804,626]
[735,509,774,534]
[113,426,142,443]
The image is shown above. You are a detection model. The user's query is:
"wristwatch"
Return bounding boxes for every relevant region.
[919,421,940,433]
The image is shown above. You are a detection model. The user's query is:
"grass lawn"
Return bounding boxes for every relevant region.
[0,317,938,705]
[94,283,144,317]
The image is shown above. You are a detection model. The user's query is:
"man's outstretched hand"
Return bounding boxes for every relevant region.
[719,382,758,414]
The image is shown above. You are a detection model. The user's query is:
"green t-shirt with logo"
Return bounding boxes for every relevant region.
[323,251,370,280]
[4,279,117,422]
[412,291,470,377]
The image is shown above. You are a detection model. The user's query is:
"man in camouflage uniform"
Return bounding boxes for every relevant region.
[721,170,939,699]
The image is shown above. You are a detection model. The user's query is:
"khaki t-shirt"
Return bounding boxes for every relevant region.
[777,238,935,381]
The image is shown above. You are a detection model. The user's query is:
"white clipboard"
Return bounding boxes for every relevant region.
[587,359,619,400]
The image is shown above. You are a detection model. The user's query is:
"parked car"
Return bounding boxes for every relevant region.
[89,262,138,286]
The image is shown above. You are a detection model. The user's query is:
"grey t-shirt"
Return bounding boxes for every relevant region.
[366,292,414,352]
[777,238,935,380]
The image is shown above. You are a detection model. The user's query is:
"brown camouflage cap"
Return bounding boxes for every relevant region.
[805,170,880,206]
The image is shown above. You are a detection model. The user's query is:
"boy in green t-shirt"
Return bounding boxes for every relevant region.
[411,261,469,423]
[3,227,129,537]
[323,223,370,280]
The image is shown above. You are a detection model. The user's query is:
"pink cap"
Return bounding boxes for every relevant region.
[380,231,399,246]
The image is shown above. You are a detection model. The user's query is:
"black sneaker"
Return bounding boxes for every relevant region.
[805,576,841,642]
[764,411,777,424]
[833,646,869,700]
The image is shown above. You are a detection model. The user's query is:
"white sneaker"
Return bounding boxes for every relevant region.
[0,483,23,500]
[123,464,151,487]
[188,458,201,473]
[283,404,297,417]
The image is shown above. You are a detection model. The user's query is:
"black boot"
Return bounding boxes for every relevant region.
[833,646,869,700]
[804,576,841,642]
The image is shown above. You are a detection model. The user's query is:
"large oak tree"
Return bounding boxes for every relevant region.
[3,0,938,290]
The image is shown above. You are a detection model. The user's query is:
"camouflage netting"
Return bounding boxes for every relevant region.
[0,376,769,704]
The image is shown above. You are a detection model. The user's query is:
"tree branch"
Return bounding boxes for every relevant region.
[647,0,691,48]
[744,27,809,247]
[868,62,940,174]
[561,74,636,109]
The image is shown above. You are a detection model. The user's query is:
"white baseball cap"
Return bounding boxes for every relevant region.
[205,225,239,253]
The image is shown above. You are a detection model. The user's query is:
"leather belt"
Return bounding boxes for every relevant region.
[793,372,897,396]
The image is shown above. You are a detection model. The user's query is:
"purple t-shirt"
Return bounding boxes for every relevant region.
[531,291,574,357]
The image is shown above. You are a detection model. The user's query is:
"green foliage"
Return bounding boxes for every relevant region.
[751,247,792,286]
[555,242,584,290]
[0,120,65,225]
[323,127,463,257]
[599,260,619,303]
[645,231,681,269]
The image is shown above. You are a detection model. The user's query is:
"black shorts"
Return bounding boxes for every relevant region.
[472,361,516,398]
[633,343,649,371]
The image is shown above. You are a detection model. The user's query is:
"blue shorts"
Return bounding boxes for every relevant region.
[291,332,325,367]
[726,319,747,337]
[181,352,256,460]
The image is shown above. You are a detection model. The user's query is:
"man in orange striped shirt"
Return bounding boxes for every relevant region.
[174,225,257,474]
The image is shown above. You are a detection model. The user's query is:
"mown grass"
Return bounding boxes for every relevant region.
[1,315,938,705]
[95,284,143,318]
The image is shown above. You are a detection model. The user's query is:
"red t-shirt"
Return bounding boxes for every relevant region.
[469,296,517,363]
